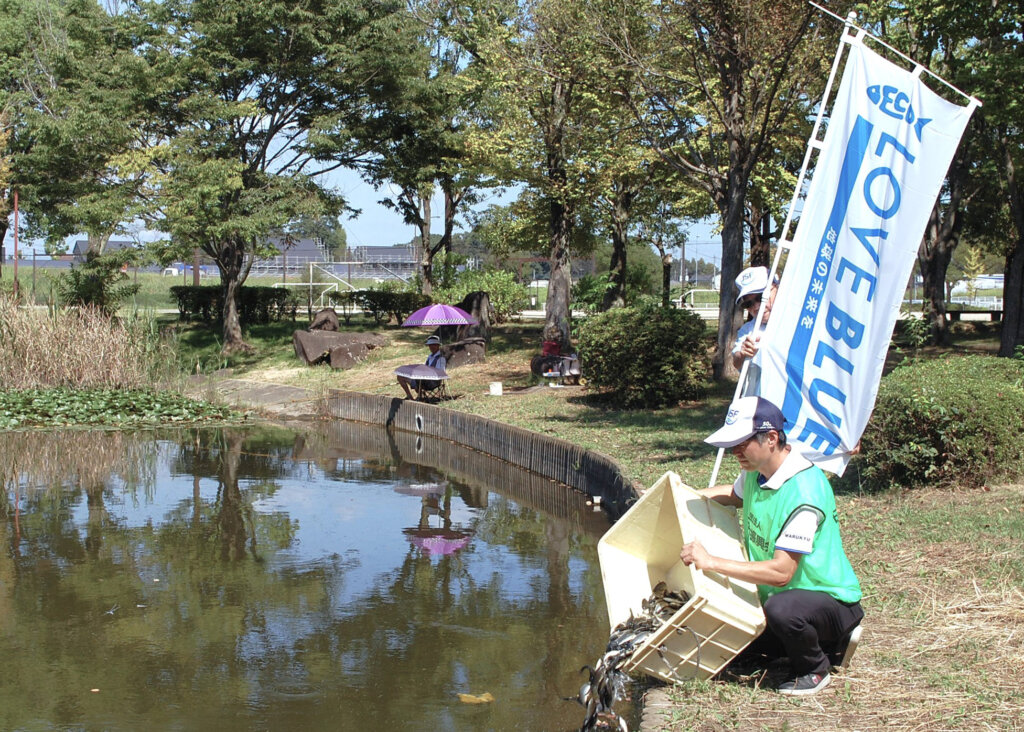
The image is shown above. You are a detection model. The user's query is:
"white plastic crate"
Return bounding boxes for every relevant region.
[597,471,765,682]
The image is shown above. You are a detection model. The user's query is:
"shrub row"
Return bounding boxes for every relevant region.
[170,285,299,325]
[859,354,1024,489]
[577,301,709,408]
[328,289,431,325]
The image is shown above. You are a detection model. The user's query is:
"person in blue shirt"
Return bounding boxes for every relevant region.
[398,335,447,399]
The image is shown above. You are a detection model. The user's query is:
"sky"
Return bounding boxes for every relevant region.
[4,166,725,267]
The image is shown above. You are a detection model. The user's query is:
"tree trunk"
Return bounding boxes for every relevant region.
[87,231,112,256]
[544,78,573,352]
[713,171,747,381]
[747,204,772,269]
[437,180,463,289]
[998,130,1024,357]
[661,253,672,308]
[601,186,632,311]
[417,192,433,297]
[917,201,955,346]
[546,197,573,352]
[217,237,252,354]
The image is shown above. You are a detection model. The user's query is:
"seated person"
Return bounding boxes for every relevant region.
[397,335,447,399]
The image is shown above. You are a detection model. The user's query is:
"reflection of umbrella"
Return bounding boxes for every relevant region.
[404,527,473,556]
[393,482,447,497]
[402,304,477,327]
[394,364,449,380]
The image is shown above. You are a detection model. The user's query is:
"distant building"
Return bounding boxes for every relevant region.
[71,239,139,262]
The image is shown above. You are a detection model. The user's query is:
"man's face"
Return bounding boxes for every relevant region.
[740,283,778,321]
[428,343,440,353]
[731,431,776,472]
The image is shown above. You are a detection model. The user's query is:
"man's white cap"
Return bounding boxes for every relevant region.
[734,266,769,304]
[425,335,441,345]
[705,396,786,448]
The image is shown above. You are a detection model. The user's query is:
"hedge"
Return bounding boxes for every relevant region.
[169,285,299,325]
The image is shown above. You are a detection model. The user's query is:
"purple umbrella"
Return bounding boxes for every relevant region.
[402,303,477,327]
[404,527,473,556]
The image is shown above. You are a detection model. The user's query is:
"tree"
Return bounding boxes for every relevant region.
[1,0,151,255]
[140,0,409,352]
[468,0,615,349]
[603,0,841,379]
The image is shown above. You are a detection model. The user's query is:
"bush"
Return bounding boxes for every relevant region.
[859,354,1024,489]
[169,285,299,325]
[57,250,140,316]
[576,301,709,408]
[433,269,529,323]
[327,286,430,325]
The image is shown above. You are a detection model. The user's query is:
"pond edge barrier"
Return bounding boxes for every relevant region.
[324,390,639,519]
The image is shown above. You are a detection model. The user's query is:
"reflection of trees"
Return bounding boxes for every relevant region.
[0,425,612,730]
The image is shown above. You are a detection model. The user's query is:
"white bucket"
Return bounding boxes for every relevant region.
[489,382,503,396]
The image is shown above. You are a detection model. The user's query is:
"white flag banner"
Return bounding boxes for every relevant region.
[758,37,976,475]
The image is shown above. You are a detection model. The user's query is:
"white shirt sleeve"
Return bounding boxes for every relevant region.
[775,507,823,555]
[732,472,745,500]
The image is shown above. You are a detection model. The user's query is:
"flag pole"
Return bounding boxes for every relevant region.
[707,9,859,489]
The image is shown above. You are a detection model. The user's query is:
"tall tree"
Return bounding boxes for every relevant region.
[361,0,490,296]
[140,0,408,352]
[604,0,840,379]
[468,0,612,349]
[1,0,151,255]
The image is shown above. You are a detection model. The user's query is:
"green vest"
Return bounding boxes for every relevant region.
[741,463,862,605]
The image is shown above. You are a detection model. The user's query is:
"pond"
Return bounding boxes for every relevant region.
[0,421,639,731]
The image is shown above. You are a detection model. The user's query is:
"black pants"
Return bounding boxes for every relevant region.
[735,589,864,676]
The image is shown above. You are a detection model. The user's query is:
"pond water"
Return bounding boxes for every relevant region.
[0,422,638,731]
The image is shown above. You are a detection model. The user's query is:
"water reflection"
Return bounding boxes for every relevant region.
[0,424,634,731]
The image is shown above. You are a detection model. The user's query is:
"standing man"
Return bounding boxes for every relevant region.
[731,266,778,395]
[397,335,447,400]
[680,396,863,696]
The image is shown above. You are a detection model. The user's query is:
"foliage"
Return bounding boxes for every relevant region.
[0,388,238,429]
[0,296,176,389]
[432,268,528,323]
[327,286,430,326]
[56,249,141,315]
[571,273,614,314]
[576,301,709,408]
[169,285,299,325]
[859,354,1024,489]
[1,0,150,252]
[138,0,411,351]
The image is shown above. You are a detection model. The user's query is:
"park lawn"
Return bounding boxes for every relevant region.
[175,314,1024,731]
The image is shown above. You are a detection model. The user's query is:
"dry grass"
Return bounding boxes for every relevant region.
[0,297,176,389]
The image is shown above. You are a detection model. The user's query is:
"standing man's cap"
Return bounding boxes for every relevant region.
[734,266,769,304]
[705,397,786,448]
[425,335,441,345]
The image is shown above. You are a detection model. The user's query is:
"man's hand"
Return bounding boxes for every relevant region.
[738,334,759,360]
[679,540,714,571]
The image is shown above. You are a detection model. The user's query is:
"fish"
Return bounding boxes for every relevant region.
[571,584,691,731]
[866,84,932,141]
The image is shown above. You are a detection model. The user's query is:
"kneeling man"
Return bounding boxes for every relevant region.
[680,397,863,696]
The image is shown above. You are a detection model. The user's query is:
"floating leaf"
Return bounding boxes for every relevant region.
[458,692,495,705]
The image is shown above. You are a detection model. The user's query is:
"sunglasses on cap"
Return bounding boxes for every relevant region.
[740,294,762,310]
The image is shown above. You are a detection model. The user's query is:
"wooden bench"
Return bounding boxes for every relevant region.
[946,309,1003,322]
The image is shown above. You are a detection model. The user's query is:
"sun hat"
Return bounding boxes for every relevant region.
[425,335,441,345]
[705,397,786,448]
[734,266,769,304]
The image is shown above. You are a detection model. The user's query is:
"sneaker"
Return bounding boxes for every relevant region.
[778,672,831,696]
[830,624,863,670]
